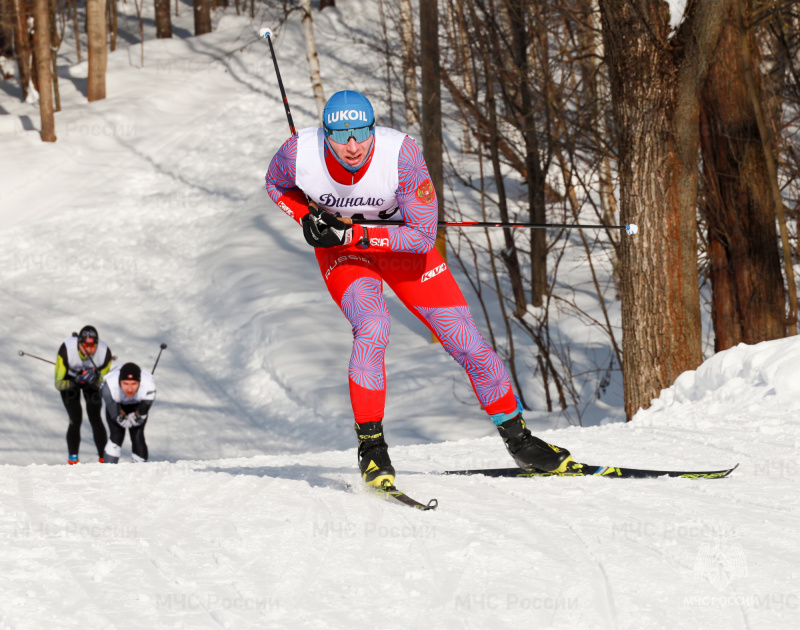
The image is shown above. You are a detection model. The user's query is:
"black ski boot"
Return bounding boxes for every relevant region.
[355,421,396,488]
[497,415,573,472]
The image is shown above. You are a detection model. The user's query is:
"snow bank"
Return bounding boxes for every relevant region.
[639,337,800,417]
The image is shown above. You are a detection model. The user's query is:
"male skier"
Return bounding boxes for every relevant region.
[265,90,572,487]
[101,362,157,463]
[55,325,113,464]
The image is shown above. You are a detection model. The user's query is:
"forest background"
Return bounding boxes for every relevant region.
[2,0,800,425]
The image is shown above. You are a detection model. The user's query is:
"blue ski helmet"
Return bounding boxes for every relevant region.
[322,90,375,143]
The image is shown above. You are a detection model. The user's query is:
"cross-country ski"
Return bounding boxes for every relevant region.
[443,462,740,479]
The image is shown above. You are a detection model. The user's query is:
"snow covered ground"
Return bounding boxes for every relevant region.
[1,2,798,628]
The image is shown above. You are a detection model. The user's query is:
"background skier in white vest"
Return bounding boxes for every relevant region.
[265,90,572,488]
[101,362,157,464]
[54,325,113,464]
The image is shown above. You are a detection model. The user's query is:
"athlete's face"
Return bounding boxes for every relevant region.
[120,379,140,398]
[80,341,97,357]
[327,134,373,168]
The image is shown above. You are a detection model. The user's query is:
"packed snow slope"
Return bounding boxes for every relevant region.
[1,3,798,629]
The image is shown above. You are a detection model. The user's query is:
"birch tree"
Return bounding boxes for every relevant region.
[399,0,419,126]
[300,0,325,119]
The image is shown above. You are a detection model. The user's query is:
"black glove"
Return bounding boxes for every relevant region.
[75,367,98,385]
[302,207,353,248]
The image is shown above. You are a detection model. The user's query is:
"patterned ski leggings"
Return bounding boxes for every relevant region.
[315,245,517,424]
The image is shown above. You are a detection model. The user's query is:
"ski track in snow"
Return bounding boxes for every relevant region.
[1,3,799,629]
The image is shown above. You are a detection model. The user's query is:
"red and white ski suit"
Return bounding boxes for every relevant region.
[265,127,519,424]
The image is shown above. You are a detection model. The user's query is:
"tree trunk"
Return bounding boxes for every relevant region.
[420,0,445,261]
[508,0,546,307]
[108,0,117,51]
[133,0,143,66]
[48,0,59,112]
[487,67,528,319]
[377,0,395,127]
[735,0,797,336]
[579,0,621,293]
[700,0,786,351]
[154,0,171,39]
[707,235,741,350]
[71,0,81,62]
[194,0,211,36]
[399,0,419,126]
[0,0,14,57]
[32,0,55,141]
[300,0,325,120]
[599,0,731,420]
[448,0,473,151]
[11,0,32,101]
[319,0,334,8]
[86,0,106,101]
[420,0,446,342]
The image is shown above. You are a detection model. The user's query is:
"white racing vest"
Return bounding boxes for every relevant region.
[104,366,157,405]
[295,126,407,224]
[62,336,110,377]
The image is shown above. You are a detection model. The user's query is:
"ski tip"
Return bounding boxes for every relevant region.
[373,484,438,511]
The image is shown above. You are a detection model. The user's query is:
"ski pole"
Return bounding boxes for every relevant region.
[72,332,121,377]
[20,347,118,365]
[345,218,639,235]
[152,343,167,374]
[18,350,56,365]
[259,27,297,136]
